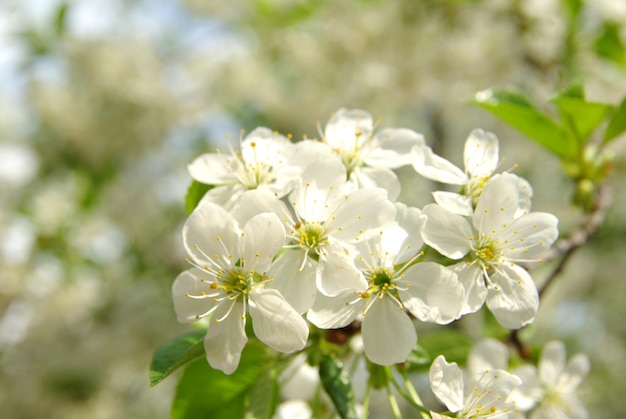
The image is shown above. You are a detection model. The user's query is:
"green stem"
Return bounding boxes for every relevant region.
[387,367,430,416]
[386,385,403,419]
[361,382,372,419]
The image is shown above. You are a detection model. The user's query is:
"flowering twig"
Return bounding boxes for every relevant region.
[509,182,613,358]
[538,182,613,297]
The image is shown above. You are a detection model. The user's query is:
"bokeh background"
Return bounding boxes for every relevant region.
[1,0,625,418]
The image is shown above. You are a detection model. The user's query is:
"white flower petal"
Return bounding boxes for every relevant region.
[452,263,488,314]
[362,297,417,365]
[352,166,401,201]
[240,127,291,163]
[268,250,318,314]
[561,353,590,389]
[412,145,468,185]
[538,340,567,385]
[249,288,308,353]
[287,139,334,169]
[232,189,293,227]
[464,369,522,414]
[188,153,237,184]
[324,108,373,150]
[241,212,285,273]
[432,191,474,216]
[317,245,367,296]
[398,262,464,324]
[367,128,426,168]
[172,268,217,323]
[420,204,473,259]
[510,365,542,411]
[392,203,425,259]
[291,157,346,222]
[501,212,559,261]
[203,302,248,375]
[468,338,510,373]
[463,129,499,178]
[486,263,539,329]
[429,355,465,413]
[183,201,239,268]
[474,173,520,234]
[198,184,247,212]
[327,187,396,241]
[307,290,362,329]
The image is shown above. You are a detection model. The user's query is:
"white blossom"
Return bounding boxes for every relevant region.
[429,355,522,418]
[172,200,308,374]
[187,127,300,210]
[320,108,427,200]
[420,173,559,328]
[232,157,396,314]
[412,129,531,216]
[513,341,590,419]
[307,203,464,365]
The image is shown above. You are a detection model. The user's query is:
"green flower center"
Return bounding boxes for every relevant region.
[297,222,328,250]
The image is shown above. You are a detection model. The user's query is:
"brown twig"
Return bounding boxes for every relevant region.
[508,183,613,357]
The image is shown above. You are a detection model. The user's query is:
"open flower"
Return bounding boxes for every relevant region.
[307,203,464,365]
[412,129,531,216]
[232,157,396,314]
[420,173,559,328]
[320,108,427,200]
[172,200,308,374]
[429,355,522,419]
[187,127,300,210]
[513,341,590,419]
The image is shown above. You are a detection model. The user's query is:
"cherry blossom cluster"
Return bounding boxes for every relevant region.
[429,338,590,418]
[171,108,560,375]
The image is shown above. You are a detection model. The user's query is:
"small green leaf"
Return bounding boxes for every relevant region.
[406,344,431,367]
[54,3,69,36]
[319,355,358,419]
[245,366,280,419]
[417,330,473,368]
[185,180,213,214]
[604,97,626,143]
[594,23,626,69]
[472,89,576,159]
[171,342,269,419]
[149,329,206,387]
[560,0,582,24]
[551,89,611,144]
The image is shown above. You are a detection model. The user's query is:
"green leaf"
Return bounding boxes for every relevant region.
[171,342,269,419]
[417,330,473,368]
[54,3,69,36]
[604,97,626,143]
[551,87,611,144]
[472,89,576,159]
[185,180,213,215]
[560,0,582,24]
[245,366,280,419]
[319,355,358,419]
[149,329,206,387]
[594,23,626,69]
[406,344,431,367]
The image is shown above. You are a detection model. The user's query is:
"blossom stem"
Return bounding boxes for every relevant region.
[361,382,372,419]
[386,384,403,419]
[387,366,430,417]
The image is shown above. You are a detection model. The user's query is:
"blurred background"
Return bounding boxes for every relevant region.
[1,0,625,418]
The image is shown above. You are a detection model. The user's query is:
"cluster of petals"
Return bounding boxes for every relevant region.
[429,353,522,419]
[171,107,564,372]
[172,201,308,374]
[420,172,559,329]
[434,338,591,419]
[412,129,532,216]
[307,203,465,365]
